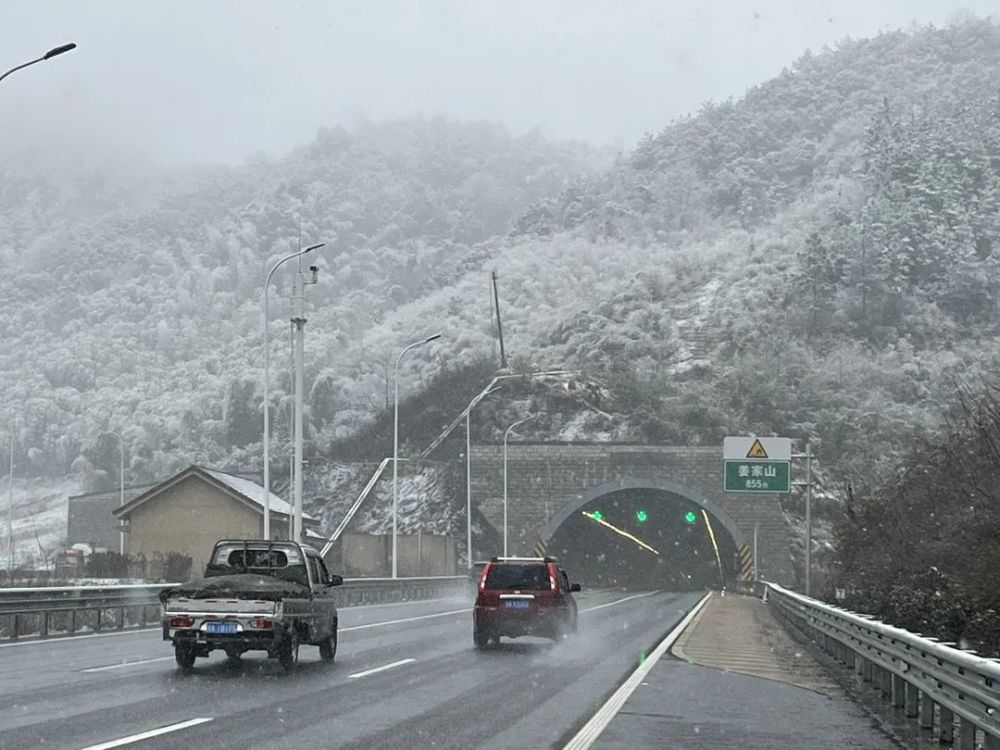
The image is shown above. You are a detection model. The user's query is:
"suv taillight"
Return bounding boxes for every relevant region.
[547,563,558,592]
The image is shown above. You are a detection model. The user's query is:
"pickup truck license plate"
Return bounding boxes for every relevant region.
[204,621,238,634]
[504,600,530,609]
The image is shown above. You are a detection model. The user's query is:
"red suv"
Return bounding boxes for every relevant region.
[473,556,580,648]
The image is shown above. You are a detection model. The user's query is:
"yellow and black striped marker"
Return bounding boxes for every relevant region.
[737,544,753,581]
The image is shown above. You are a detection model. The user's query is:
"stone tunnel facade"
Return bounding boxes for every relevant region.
[469,443,796,585]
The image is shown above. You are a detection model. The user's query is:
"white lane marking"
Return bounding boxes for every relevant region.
[562,592,711,750]
[580,591,660,613]
[0,627,162,650]
[81,656,174,673]
[78,717,214,749]
[0,626,160,648]
[340,608,469,632]
[348,658,416,679]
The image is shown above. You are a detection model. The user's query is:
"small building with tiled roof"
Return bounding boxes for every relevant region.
[112,465,319,578]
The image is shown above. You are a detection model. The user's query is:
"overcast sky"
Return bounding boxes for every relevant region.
[1,0,996,167]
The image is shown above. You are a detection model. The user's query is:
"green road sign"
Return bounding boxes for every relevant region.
[724,460,791,493]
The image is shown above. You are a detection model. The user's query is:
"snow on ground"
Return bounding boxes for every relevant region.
[2,476,81,568]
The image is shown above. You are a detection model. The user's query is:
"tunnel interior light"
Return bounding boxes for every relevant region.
[581,510,659,555]
[635,509,648,523]
[684,510,697,525]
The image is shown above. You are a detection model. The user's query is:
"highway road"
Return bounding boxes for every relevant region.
[0,589,702,750]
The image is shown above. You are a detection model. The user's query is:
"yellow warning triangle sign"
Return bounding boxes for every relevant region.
[746,439,768,459]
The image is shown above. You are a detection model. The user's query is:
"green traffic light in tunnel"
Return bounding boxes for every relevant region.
[684,510,698,524]
[591,510,604,522]
[635,509,648,523]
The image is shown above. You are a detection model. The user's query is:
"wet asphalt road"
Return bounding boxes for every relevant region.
[0,590,701,750]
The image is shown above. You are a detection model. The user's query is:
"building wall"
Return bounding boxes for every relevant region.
[340,533,456,577]
[125,475,288,578]
[67,495,120,550]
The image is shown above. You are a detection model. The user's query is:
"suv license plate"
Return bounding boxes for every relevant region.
[504,600,530,609]
[204,622,238,634]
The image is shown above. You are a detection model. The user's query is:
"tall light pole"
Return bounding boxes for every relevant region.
[0,43,76,86]
[261,243,323,540]
[291,257,321,543]
[392,333,442,579]
[503,414,536,557]
[107,431,126,555]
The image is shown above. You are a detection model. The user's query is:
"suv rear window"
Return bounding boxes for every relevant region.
[484,563,550,590]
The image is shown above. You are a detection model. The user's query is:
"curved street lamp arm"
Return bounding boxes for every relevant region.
[264,243,325,291]
[1,43,76,85]
[0,57,44,85]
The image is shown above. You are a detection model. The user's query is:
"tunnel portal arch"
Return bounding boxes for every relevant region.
[541,477,746,548]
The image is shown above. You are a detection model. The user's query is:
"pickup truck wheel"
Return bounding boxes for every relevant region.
[319,629,337,662]
[278,628,300,671]
[175,643,196,670]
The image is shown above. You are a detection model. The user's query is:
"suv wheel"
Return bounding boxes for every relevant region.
[474,626,490,650]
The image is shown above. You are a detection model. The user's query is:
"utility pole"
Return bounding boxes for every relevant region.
[792,442,816,596]
[491,271,507,370]
[7,427,13,576]
[466,410,472,570]
[752,522,759,582]
[805,441,814,596]
[262,242,324,540]
[290,260,319,544]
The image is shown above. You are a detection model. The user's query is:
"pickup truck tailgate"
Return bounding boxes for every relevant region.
[164,597,277,616]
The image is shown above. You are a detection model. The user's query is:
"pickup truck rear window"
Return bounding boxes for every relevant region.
[226,549,289,569]
[484,564,550,591]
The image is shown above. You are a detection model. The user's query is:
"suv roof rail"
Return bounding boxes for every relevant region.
[490,555,559,563]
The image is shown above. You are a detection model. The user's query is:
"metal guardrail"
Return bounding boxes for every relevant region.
[0,576,471,642]
[766,581,1000,749]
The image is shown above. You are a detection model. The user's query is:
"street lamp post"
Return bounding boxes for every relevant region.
[392,333,442,579]
[261,243,323,540]
[108,431,126,555]
[458,370,573,568]
[0,43,76,85]
[6,425,13,576]
[503,414,537,557]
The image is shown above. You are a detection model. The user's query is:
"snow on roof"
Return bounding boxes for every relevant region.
[203,468,316,522]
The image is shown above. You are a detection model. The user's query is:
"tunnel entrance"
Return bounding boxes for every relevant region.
[544,484,741,591]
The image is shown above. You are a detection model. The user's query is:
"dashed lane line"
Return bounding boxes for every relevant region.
[78,717,213,750]
[347,658,417,679]
[80,656,175,673]
[579,590,660,613]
